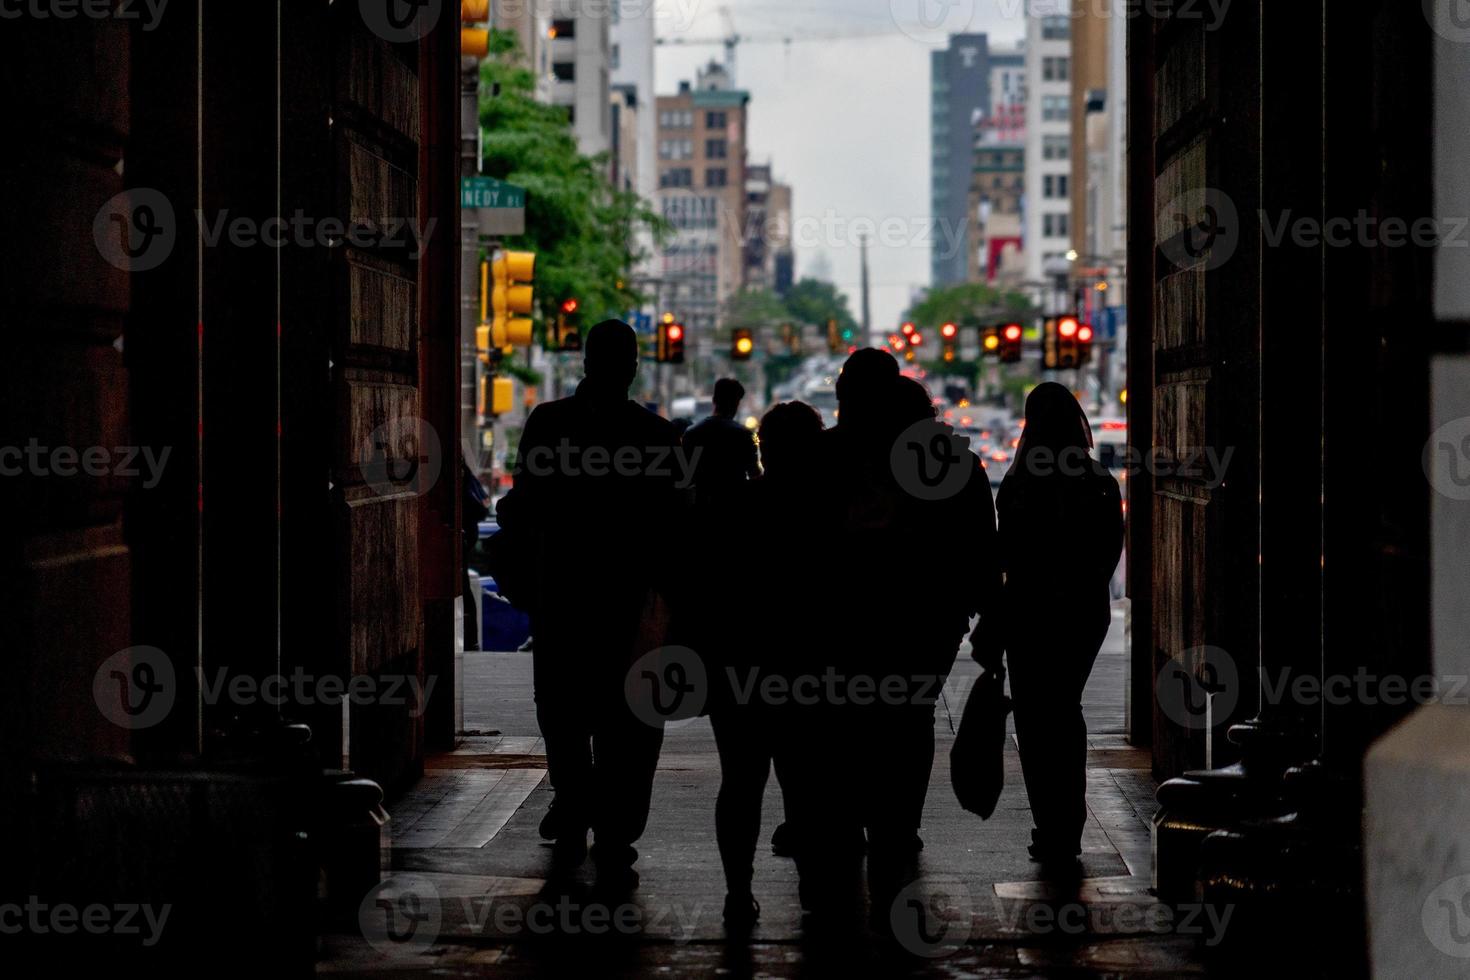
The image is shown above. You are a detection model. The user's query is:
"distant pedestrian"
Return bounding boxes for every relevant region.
[996,382,1123,875]
[681,378,760,510]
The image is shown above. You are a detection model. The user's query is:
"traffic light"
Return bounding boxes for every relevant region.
[462,0,489,57]
[489,250,535,349]
[1057,315,1081,369]
[1042,317,1059,369]
[732,328,754,361]
[478,375,513,417]
[999,322,1023,364]
[657,318,685,364]
[982,326,1001,357]
[827,318,841,354]
[1076,322,1094,366]
[556,297,581,351]
[940,322,958,363]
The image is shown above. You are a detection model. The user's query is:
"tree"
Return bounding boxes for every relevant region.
[905,282,1033,331]
[720,287,789,336]
[478,30,667,335]
[783,278,860,337]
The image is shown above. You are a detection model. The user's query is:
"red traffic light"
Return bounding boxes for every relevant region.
[940,322,958,340]
[1078,325,1094,343]
[666,323,683,342]
[900,321,915,336]
[1058,316,1080,339]
[561,298,579,314]
[1003,324,1022,342]
[910,333,924,346]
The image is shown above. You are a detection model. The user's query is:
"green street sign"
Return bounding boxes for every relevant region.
[461,176,526,209]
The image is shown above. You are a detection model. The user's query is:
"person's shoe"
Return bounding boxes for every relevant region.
[551,833,588,868]
[592,864,640,896]
[770,822,795,858]
[722,892,760,933]
[539,797,585,842]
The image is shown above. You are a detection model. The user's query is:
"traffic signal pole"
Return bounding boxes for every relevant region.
[460,49,481,471]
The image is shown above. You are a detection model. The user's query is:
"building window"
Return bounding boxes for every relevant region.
[658,110,692,128]
[659,139,694,160]
[1043,213,1069,237]
[1042,56,1069,82]
[705,138,728,159]
[1042,94,1070,121]
[705,168,727,187]
[1043,134,1070,160]
[706,110,727,129]
[660,168,693,188]
[1043,174,1069,199]
[552,61,575,83]
[1041,15,1070,40]
[551,18,575,39]
[610,43,620,71]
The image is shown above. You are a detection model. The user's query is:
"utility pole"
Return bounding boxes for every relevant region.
[859,235,872,340]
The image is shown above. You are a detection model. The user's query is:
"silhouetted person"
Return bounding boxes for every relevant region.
[682,377,759,509]
[781,348,906,920]
[996,382,1123,874]
[871,377,1002,840]
[493,319,681,892]
[705,400,824,931]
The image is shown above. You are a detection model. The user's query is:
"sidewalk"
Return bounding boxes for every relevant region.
[321,605,1214,976]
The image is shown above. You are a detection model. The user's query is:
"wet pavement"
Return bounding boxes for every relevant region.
[320,604,1219,976]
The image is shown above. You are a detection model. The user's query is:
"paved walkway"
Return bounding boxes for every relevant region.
[321,604,1217,976]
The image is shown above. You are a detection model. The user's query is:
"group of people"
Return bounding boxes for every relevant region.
[492,319,1123,931]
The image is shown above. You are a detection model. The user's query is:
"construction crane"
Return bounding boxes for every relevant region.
[656,6,929,85]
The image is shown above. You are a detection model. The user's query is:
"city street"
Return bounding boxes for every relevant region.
[320,605,1210,977]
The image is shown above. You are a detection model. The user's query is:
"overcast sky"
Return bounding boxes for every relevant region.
[654,0,1028,333]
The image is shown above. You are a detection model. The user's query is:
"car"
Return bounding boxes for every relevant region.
[466,519,531,652]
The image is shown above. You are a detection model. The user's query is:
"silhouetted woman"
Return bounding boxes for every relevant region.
[997,382,1122,872]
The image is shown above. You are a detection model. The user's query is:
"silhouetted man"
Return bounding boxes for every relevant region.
[493,319,680,892]
[681,377,759,509]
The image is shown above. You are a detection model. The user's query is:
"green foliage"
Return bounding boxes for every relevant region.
[783,278,860,336]
[905,282,1034,332]
[478,30,668,333]
[720,287,791,336]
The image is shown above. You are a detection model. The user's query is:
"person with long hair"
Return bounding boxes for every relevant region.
[997,382,1123,874]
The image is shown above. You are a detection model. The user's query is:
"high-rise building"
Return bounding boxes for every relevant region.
[1023,0,1074,287]
[931,35,1023,287]
[743,163,794,294]
[1070,0,1127,270]
[970,47,1027,285]
[655,63,749,353]
[609,85,640,194]
[611,0,658,277]
[768,180,795,296]
[547,0,611,158]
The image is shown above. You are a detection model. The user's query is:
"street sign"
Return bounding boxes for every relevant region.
[461,176,526,209]
[462,176,526,236]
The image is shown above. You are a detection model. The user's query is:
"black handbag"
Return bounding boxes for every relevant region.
[950,662,1011,819]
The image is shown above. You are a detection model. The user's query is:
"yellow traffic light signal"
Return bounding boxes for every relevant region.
[479,375,514,416]
[489,250,535,349]
[732,328,754,360]
[462,1,489,57]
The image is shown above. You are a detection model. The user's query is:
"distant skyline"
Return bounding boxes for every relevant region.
[655,0,1028,335]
